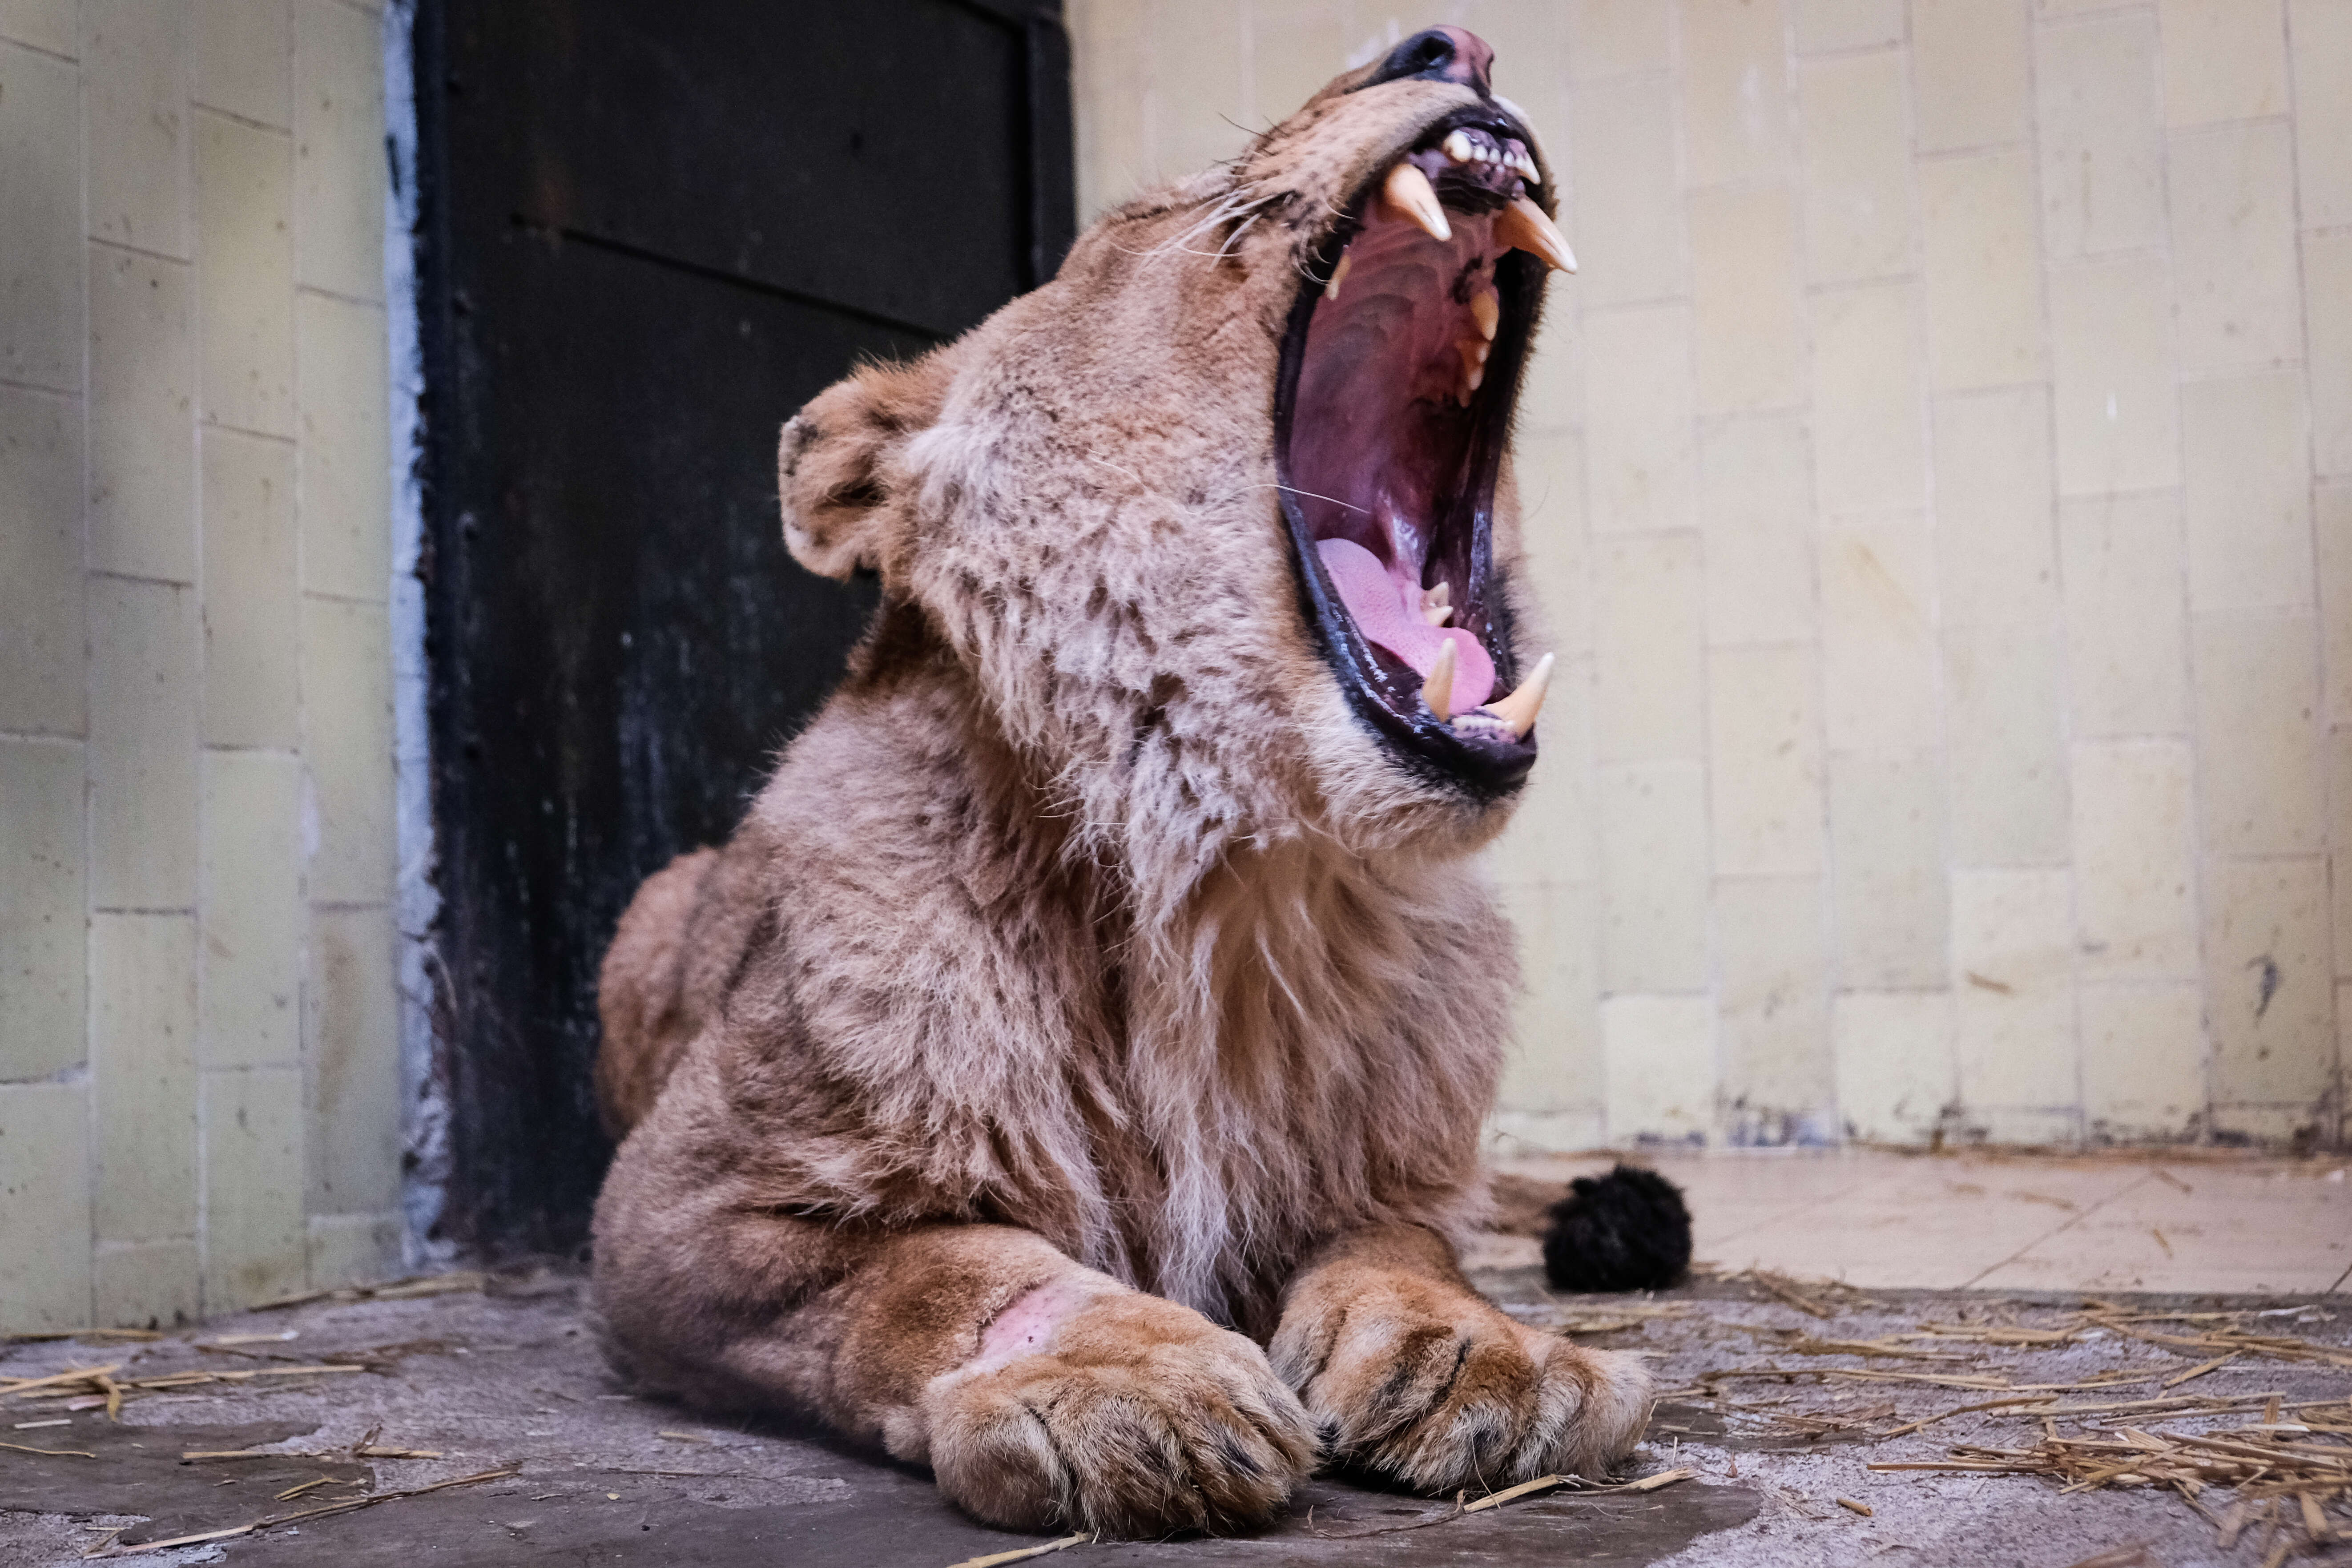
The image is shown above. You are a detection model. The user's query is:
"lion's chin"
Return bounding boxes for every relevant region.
[1276,116,1571,798]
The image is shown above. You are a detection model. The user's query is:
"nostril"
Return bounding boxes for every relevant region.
[1393,29,1454,76]
[1359,26,1495,97]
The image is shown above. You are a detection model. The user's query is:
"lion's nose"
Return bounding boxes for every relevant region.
[1364,26,1494,97]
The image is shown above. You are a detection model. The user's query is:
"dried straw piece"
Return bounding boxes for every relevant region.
[96,1465,521,1557]
[942,1535,1089,1568]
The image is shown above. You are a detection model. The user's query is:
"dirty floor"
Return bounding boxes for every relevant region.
[4,1151,2348,1568]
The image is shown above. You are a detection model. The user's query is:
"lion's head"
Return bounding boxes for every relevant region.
[780,27,1570,868]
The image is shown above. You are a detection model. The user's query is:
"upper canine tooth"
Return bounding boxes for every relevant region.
[1496,195,1577,274]
[1422,638,1458,721]
[1325,251,1352,301]
[1384,162,1452,242]
[1442,130,1474,164]
[1469,290,1499,341]
[1479,652,1555,739]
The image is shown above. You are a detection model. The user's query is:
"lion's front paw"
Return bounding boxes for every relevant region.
[1270,1279,1651,1493]
[923,1291,1319,1537]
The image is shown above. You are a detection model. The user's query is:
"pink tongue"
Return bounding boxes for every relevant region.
[1317,538,1494,714]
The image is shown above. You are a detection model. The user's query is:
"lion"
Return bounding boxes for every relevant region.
[589,26,1653,1538]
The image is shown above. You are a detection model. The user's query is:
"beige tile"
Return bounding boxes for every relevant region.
[1833,990,1956,1142]
[1690,184,1805,413]
[2193,613,2325,856]
[1595,533,1704,762]
[1486,1108,1607,1155]
[1143,0,1246,177]
[1513,444,1591,662]
[1495,881,1601,1115]
[1068,0,1149,221]
[1796,0,1904,52]
[200,1064,306,1310]
[88,246,196,583]
[1572,75,1688,308]
[1812,282,1925,514]
[1981,1167,2352,1294]
[0,42,85,392]
[1699,415,1816,646]
[307,904,399,1214]
[0,385,85,735]
[1951,867,2076,1110]
[297,292,391,598]
[83,0,189,257]
[1682,0,1794,186]
[2159,0,2288,126]
[201,428,300,749]
[1944,620,2070,867]
[1248,4,1345,126]
[1829,747,1949,988]
[1583,304,1695,532]
[94,1238,202,1330]
[2060,491,2189,737]
[308,1211,400,1290]
[1821,519,1937,750]
[194,0,291,127]
[293,0,385,300]
[0,739,85,1082]
[89,577,200,911]
[1913,0,2031,153]
[1799,52,1913,284]
[2080,982,2207,1137]
[2306,234,2352,478]
[1568,0,1672,79]
[2036,12,2164,258]
[1709,646,1826,876]
[1716,875,1834,1141]
[1602,994,1716,1142]
[2292,0,2352,230]
[197,112,294,437]
[1920,150,2046,392]
[2204,856,2336,1104]
[2169,123,2302,374]
[1598,763,1711,993]
[90,911,198,1242]
[200,750,303,1071]
[0,0,76,54]
[1933,387,2057,628]
[301,596,395,904]
[2074,739,2199,981]
[2332,728,2352,978]
[2049,254,2181,495]
[1488,657,1595,885]
[1518,315,1583,435]
[0,1081,91,1329]
[2183,372,2314,614]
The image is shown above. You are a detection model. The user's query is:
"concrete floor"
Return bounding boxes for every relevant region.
[4,1150,2348,1568]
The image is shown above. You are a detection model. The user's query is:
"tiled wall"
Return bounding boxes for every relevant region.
[1068,0,2349,1150]
[0,0,399,1331]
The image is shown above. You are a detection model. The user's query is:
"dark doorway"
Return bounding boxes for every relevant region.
[411,0,1075,1258]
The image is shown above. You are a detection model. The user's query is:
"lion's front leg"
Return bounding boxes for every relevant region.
[1268,1224,1652,1492]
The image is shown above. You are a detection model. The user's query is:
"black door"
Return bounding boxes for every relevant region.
[411,0,1075,1258]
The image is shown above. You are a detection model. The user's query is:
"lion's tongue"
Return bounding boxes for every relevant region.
[1316,538,1494,714]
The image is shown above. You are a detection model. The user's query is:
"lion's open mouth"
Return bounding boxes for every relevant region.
[1275,117,1571,794]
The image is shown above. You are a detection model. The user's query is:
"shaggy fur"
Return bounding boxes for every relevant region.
[590,35,1652,1537]
[1541,1166,1695,1294]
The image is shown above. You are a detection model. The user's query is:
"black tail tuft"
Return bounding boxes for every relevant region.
[1539,1164,1692,1293]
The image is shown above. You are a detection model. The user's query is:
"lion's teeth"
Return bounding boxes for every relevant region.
[1442,130,1473,164]
[1496,195,1576,274]
[1421,581,1453,626]
[1422,638,1458,721]
[1325,251,1352,301]
[1479,653,1555,738]
[1383,162,1451,243]
[1469,290,1499,341]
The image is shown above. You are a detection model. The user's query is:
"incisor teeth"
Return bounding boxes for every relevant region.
[1442,130,1474,164]
[1469,290,1499,341]
[1325,251,1352,301]
[1479,653,1555,739]
[1383,162,1452,243]
[1422,638,1458,722]
[1495,195,1577,274]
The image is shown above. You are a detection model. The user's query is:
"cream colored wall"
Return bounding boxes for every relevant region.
[0,0,400,1331]
[1069,0,2350,1150]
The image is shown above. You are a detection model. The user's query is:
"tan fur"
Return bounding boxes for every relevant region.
[591,48,1649,1536]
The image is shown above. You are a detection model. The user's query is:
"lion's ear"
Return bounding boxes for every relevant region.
[778,351,955,581]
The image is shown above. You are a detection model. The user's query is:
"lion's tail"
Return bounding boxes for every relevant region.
[594,846,724,1140]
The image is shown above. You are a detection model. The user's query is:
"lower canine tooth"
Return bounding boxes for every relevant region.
[1469,290,1499,340]
[1383,162,1452,242]
[1325,252,1352,300]
[1478,653,1555,739]
[1422,639,1458,722]
[1495,195,1577,274]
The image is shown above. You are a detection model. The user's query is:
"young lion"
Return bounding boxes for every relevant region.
[591,26,1651,1538]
